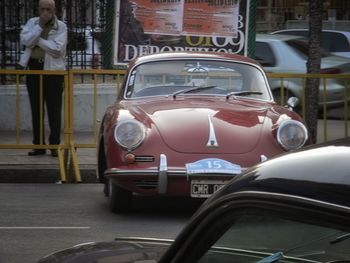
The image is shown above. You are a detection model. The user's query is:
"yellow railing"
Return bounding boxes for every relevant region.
[0,69,349,182]
[267,72,350,142]
[0,69,125,183]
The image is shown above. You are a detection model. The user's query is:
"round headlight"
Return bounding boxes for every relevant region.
[114,119,145,150]
[277,120,308,151]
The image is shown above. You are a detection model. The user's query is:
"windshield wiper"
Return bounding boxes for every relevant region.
[256,231,349,263]
[172,85,216,99]
[257,252,284,263]
[226,91,263,100]
[330,233,350,245]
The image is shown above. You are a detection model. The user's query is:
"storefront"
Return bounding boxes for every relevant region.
[256,0,350,32]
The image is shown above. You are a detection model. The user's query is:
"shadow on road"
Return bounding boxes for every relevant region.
[127,195,205,216]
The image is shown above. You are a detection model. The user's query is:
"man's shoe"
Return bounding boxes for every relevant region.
[50,149,58,157]
[28,149,46,156]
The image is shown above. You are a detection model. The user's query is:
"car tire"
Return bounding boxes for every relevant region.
[97,138,107,184]
[97,138,109,196]
[108,179,132,213]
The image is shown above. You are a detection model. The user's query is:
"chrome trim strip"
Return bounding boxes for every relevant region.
[158,154,168,194]
[115,236,174,244]
[105,169,247,177]
[105,165,248,178]
[231,191,350,211]
[260,155,268,162]
[206,115,219,148]
[105,169,186,177]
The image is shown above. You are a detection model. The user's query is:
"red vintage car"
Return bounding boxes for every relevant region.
[97,51,310,213]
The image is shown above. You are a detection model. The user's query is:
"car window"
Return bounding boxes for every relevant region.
[125,60,271,100]
[255,42,276,67]
[275,30,350,53]
[321,32,350,52]
[197,208,350,263]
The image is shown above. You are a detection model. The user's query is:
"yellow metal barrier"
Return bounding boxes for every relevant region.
[0,69,125,183]
[267,72,350,142]
[0,69,349,182]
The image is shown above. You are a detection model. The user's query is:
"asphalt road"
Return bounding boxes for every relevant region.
[0,183,203,263]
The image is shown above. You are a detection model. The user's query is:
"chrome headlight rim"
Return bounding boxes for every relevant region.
[277,120,308,151]
[114,119,146,150]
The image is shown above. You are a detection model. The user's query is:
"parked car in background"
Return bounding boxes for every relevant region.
[67,27,102,69]
[0,27,22,69]
[37,139,350,262]
[255,34,350,108]
[96,51,310,213]
[271,29,350,58]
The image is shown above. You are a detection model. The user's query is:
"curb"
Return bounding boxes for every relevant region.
[0,166,99,183]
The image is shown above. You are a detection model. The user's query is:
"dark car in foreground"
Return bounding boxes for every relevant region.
[96,51,310,213]
[38,139,350,262]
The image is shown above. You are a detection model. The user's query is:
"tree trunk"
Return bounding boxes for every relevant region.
[305,0,323,143]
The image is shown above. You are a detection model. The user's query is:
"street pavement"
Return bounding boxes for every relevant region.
[0,119,349,184]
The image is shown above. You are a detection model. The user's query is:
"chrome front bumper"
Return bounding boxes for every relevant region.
[105,154,249,194]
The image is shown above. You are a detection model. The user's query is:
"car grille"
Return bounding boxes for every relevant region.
[135,180,158,189]
[135,156,155,162]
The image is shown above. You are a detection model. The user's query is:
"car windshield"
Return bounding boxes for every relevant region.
[198,211,350,263]
[125,60,271,101]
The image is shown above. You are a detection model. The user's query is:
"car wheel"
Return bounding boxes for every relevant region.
[97,138,107,184]
[97,138,109,196]
[108,179,132,213]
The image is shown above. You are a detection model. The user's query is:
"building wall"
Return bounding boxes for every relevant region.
[256,0,350,33]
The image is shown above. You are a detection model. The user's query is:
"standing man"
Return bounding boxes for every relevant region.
[19,0,67,157]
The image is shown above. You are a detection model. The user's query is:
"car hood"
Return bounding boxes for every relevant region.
[37,238,171,263]
[128,98,271,154]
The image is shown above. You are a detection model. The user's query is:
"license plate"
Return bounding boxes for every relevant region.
[191,180,228,198]
[186,158,241,175]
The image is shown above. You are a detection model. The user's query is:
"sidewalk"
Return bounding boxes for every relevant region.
[0,119,349,183]
[0,131,98,183]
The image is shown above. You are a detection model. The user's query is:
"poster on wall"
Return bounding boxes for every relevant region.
[130,0,184,35]
[182,1,239,37]
[113,0,249,65]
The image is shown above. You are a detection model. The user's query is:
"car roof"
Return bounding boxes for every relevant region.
[271,29,350,44]
[256,33,305,42]
[210,140,350,208]
[273,28,350,35]
[128,51,262,68]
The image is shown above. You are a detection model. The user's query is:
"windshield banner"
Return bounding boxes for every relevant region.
[113,0,249,64]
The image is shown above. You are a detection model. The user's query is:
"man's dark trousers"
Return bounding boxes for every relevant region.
[26,58,64,145]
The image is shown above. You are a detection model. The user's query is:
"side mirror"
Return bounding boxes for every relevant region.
[287,97,299,110]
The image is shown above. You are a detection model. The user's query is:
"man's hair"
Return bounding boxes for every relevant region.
[39,0,56,8]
